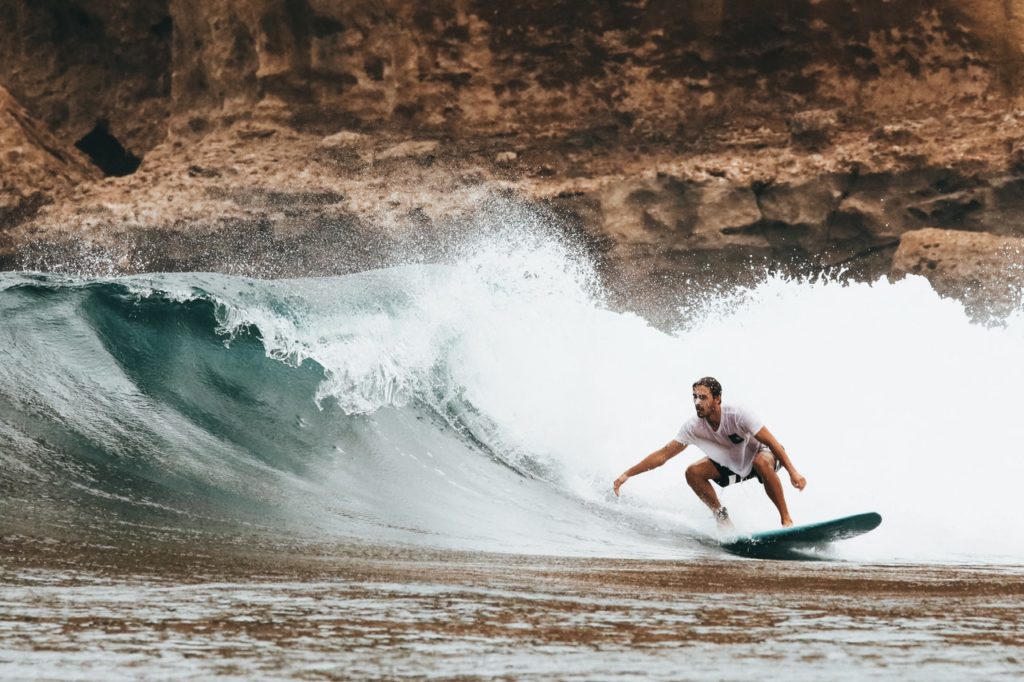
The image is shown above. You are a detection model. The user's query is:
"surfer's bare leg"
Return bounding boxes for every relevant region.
[685,458,731,527]
[753,451,794,527]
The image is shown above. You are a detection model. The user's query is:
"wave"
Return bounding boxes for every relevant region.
[2,234,1023,564]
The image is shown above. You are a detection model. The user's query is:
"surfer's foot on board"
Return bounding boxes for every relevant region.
[781,516,794,528]
[715,506,733,529]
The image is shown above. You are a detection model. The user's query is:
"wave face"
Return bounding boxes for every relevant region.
[2,234,1023,564]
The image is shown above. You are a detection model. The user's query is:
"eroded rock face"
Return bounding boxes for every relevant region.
[891,228,1024,317]
[0,86,98,242]
[163,0,1005,140]
[4,0,1024,322]
[0,2,171,155]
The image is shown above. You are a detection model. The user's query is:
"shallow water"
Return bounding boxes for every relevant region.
[3,547,1022,681]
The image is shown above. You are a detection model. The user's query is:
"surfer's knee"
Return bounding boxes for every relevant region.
[685,462,710,488]
[752,451,776,476]
[684,462,701,486]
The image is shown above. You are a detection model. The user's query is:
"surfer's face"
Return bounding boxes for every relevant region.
[692,386,719,418]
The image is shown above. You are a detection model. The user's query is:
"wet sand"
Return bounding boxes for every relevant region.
[2,538,1023,680]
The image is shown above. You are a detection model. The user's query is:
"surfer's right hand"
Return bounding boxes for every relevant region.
[613,473,628,497]
[790,471,807,490]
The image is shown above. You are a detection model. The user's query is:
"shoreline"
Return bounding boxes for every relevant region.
[3,540,1023,680]
[4,532,1023,586]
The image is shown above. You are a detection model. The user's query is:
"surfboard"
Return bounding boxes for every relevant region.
[721,512,882,560]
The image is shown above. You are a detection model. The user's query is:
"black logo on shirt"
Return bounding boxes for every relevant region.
[728,433,744,444]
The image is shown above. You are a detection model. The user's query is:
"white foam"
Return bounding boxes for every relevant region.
[121,227,1024,563]
[321,236,1023,563]
[451,265,1024,563]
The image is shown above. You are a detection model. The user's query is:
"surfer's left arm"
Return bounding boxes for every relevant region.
[754,426,807,490]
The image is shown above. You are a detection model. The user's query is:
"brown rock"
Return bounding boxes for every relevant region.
[788,110,839,150]
[49,0,1004,142]
[692,184,762,240]
[320,131,368,149]
[837,170,971,240]
[758,176,844,233]
[870,125,921,146]
[317,131,371,169]
[891,228,1024,317]
[0,3,170,154]
[595,176,764,248]
[7,0,1024,326]
[0,86,98,232]
[1009,141,1024,172]
[375,140,440,163]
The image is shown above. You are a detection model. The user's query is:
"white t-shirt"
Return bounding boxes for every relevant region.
[673,404,766,476]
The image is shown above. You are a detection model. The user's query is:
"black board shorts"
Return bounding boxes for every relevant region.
[711,451,780,488]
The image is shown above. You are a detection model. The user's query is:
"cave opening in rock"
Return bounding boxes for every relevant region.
[74,121,141,177]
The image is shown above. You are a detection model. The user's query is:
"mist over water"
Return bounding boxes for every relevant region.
[624,275,1024,564]
[2,224,1022,565]
[407,236,1024,564]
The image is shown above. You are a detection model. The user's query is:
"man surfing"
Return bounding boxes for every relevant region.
[613,376,806,528]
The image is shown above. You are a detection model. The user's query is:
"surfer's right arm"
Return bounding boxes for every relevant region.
[613,441,687,496]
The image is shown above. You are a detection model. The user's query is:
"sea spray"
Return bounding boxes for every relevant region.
[1,234,1022,563]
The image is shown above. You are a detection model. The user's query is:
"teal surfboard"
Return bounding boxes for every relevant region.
[721,512,882,559]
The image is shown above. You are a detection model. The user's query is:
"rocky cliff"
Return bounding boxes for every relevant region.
[3,0,1024,321]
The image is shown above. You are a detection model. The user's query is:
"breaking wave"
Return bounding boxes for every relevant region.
[2,232,1022,564]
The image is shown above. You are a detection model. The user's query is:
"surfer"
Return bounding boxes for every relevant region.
[613,376,806,528]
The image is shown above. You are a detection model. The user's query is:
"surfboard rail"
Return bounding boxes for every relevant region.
[721,512,882,560]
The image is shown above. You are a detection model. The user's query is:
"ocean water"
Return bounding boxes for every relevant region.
[2,229,1022,566]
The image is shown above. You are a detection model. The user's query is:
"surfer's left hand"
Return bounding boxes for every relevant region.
[790,471,807,490]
